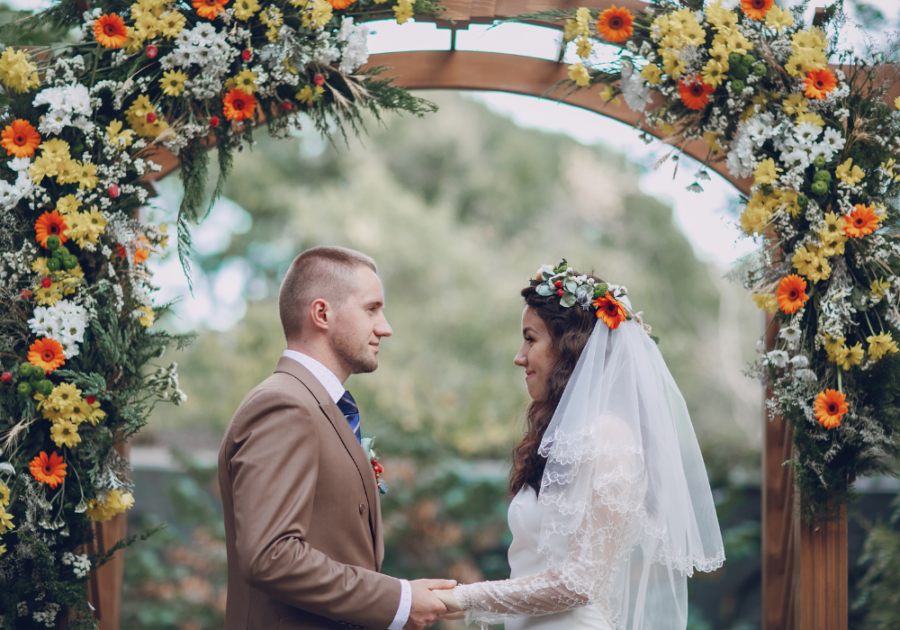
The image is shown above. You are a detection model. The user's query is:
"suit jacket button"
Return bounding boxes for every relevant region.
[359,503,366,514]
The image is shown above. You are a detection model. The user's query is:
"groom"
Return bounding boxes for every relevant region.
[218,246,455,630]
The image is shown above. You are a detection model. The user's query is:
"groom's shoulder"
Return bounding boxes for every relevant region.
[234,371,317,418]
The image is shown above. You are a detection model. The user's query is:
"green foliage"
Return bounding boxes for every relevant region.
[853,495,900,628]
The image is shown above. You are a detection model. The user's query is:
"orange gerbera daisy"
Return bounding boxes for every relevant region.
[776,274,809,314]
[597,5,634,43]
[30,451,67,489]
[741,0,773,20]
[193,0,228,19]
[34,211,68,248]
[803,68,837,100]
[844,204,880,238]
[328,0,356,8]
[813,389,848,429]
[93,14,128,49]
[678,75,715,110]
[1,119,40,158]
[29,338,66,373]
[134,235,150,264]
[223,89,257,122]
[593,294,628,330]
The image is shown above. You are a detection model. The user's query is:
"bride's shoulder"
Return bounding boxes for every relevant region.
[595,413,640,452]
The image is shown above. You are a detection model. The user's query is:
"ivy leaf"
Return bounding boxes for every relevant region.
[564,280,578,293]
[536,284,554,297]
[560,293,577,308]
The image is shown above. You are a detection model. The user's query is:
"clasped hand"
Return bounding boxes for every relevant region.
[402,579,463,630]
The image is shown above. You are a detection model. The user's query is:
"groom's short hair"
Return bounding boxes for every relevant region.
[279,246,378,341]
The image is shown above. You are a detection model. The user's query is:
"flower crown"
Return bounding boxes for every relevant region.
[530,259,631,330]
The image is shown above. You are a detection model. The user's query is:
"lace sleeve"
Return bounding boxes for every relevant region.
[454,418,645,626]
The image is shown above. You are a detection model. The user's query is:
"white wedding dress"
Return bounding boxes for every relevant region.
[503,487,615,630]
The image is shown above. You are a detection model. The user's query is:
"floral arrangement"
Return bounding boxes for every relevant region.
[519,1,900,518]
[531,259,633,331]
[0,0,440,625]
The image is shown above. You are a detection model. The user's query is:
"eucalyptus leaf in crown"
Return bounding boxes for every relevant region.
[513,1,900,519]
[0,0,443,624]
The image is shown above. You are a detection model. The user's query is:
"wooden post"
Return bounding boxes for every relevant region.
[762,313,849,630]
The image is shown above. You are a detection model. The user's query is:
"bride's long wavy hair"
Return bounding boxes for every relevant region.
[510,272,603,496]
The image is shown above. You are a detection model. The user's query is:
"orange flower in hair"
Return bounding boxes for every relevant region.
[223,89,257,122]
[328,0,356,8]
[678,75,715,110]
[804,68,837,100]
[776,274,809,314]
[741,0,773,20]
[1,119,40,158]
[593,294,628,330]
[814,389,848,429]
[93,14,128,49]
[28,338,66,374]
[30,451,68,489]
[596,5,634,43]
[35,211,68,248]
[844,204,879,238]
[193,0,229,20]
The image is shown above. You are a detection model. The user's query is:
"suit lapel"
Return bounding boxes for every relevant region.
[274,358,381,554]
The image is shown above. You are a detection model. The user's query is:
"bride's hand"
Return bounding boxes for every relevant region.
[432,587,462,614]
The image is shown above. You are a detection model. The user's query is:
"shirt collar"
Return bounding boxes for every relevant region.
[282,350,344,404]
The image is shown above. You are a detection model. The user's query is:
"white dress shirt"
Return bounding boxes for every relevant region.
[282,350,412,630]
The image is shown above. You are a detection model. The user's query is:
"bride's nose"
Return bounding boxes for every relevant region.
[514,347,527,367]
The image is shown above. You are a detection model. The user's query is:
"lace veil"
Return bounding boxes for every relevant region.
[535,301,725,629]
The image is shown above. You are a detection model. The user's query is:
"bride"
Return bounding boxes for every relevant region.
[437,261,725,629]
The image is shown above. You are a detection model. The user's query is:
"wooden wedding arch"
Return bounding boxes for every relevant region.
[83,1,900,629]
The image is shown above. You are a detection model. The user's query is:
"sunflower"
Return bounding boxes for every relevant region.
[844,204,880,237]
[678,75,715,110]
[803,68,837,100]
[29,451,67,489]
[813,389,848,429]
[741,0,773,21]
[193,0,228,20]
[1,119,40,158]
[328,0,355,8]
[93,14,129,48]
[223,88,257,122]
[776,274,809,314]
[596,5,633,43]
[51,419,81,449]
[28,338,66,374]
[593,294,628,330]
[34,210,68,248]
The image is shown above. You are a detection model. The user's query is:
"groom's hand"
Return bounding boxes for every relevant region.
[403,579,457,630]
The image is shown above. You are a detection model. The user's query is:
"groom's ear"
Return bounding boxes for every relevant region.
[308,297,332,331]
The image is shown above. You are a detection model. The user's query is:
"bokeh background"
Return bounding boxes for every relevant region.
[5,0,900,628]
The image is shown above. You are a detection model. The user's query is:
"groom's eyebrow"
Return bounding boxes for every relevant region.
[363,299,383,309]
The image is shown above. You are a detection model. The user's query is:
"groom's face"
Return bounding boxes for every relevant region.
[330,266,392,375]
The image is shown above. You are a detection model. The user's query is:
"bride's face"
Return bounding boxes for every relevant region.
[514,306,557,402]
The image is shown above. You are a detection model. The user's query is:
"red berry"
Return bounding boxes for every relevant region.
[108,184,119,198]
[146,45,158,59]
[146,112,157,123]
[117,244,127,258]
[41,277,52,288]
[242,49,252,61]
[209,116,219,127]
[555,280,562,287]
[1,372,11,384]
[19,289,32,300]
[281,101,292,111]
[313,74,325,87]
[85,395,97,405]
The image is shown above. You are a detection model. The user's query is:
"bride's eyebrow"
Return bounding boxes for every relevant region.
[522,327,537,336]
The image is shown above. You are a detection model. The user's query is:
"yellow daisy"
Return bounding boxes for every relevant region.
[159,69,188,97]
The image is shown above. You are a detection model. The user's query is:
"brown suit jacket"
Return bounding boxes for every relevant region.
[218,357,402,630]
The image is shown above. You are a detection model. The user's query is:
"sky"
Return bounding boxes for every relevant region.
[7,0,899,329]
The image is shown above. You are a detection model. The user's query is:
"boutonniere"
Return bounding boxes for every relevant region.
[360,437,388,495]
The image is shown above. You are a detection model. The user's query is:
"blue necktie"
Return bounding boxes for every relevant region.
[337,390,362,444]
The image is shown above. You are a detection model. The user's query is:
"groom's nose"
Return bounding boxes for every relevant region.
[374,315,392,338]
